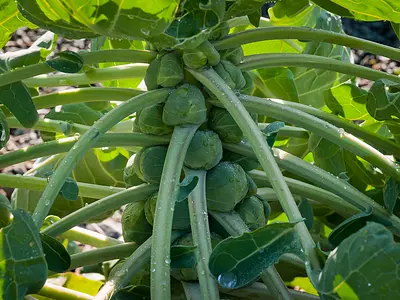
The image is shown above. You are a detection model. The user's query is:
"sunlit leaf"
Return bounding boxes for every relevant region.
[280,136,310,158]
[40,233,71,273]
[269,0,321,27]
[224,0,268,20]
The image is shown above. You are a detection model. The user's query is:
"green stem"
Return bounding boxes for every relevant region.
[186,169,220,300]
[213,27,400,61]
[61,226,121,248]
[188,67,320,269]
[31,88,171,229]
[209,211,292,300]
[0,133,170,168]
[258,123,309,138]
[7,117,89,134]
[68,242,137,271]
[239,53,400,83]
[95,232,182,300]
[43,184,158,236]
[23,64,147,87]
[0,173,124,198]
[182,282,202,300]
[37,283,94,300]
[238,94,400,182]
[150,125,199,300]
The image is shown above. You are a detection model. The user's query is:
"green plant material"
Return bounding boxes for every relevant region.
[108,259,150,287]
[280,136,310,158]
[209,21,230,41]
[198,40,221,66]
[209,107,243,143]
[222,150,260,172]
[183,48,208,69]
[263,121,285,147]
[219,47,244,65]
[224,0,268,20]
[269,0,320,27]
[138,103,173,135]
[0,108,9,149]
[144,192,191,230]
[245,173,257,198]
[133,146,168,183]
[45,172,79,201]
[177,174,199,203]
[170,245,198,269]
[184,130,223,170]
[213,60,246,90]
[257,195,272,221]
[0,209,47,299]
[157,52,184,88]
[111,285,151,300]
[392,22,400,39]
[206,161,248,212]
[85,101,111,112]
[123,154,145,187]
[366,79,400,121]
[209,222,301,289]
[318,222,400,299]
[240,71,254,96]
[235,196,266,230]
[298,198,314,230]
[40,233,71,273]
[144,56,161,90]
[163,84,207,126]
[46,51,84,73]
[384,177,400,215]
[122,201,152,245]
[0,194,11,229]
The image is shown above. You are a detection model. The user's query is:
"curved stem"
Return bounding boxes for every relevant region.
[0,133,170,169]
[213,27,400,61]
[239,53,400,83]
[186,169,220,300]
[43,184,158,236]
[37,283,94,300]
[150,125,199,300]
[31,88,171,229]
[209,211,292,300]
[258,123,309,138]
[238,94,400,182]
[23,63,148,87]
[188,67,320,269]
[61,226,121,248]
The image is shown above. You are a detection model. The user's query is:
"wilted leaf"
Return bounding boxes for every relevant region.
[46,51,84,73]
[40,233,71,273]
[209,222,301,289]
[298,198,314,229]
[171,245,197,269]
[319,222,400,299]
[269,0,321,27]
[0,210,47,299]
[366,79,400,121]
[383,177,400,214]
[0,108,9,149]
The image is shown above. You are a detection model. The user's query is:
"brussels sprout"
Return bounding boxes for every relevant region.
[183,48,208,69]
[122,201,152,245]
[138,104,173,135]
[144,57,161,90]
[85,101,111,111]
[133,146,168,184]
[157,52,184,88]
[123,154,145,187]
[171,232,222,281]
[184,130,223,170]
[144,192,190,230]
[213,60,246,90]
[0,194,11,229]
[222,150,260,171]
[162,84,207,126]
[219,47,244,65]
[246,173,258,197]
[206,161,248,212]
[235,196,266,231]
[209,21,230,40]
[209,107,243,143]
[198,41,220,66]
[240,71,254,96]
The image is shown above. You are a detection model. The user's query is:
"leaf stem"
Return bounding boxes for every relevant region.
[239,53,400,83]
[43,184,158,236]
[31,88,171,229]
[188,67,320,269]
[150,125,199,300]
[37,282,94,300]
[61,226,121,248]
[213,27,400,61]
[186,169,220,300]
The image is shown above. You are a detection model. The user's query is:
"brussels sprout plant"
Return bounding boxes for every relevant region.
[1,1,400,299]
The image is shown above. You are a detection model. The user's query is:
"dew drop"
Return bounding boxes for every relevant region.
[165,258,171,264]
[151,268,156,273]
[217,272,237,289]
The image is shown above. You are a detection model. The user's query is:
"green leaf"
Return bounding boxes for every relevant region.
[392,22,400,39]
[263,121,285,147]
[280,136,310,158]
[366,79,400,121]
[384,177,400,214]
[319,222,400,299]
[170,245,197,269]
[208,222,301,289]
[46,51,84,73]
[0,209,47,299]
[40,233,71,273]
[224,0,267,20]
[269,0,321,27]
[293,11,351,109]
[0,194,11,229]
[311,0,354,18]
[0,108,9,149]
[247,9,261,28]
[44,171,79,201]
[325,83,371,120]
[386,121,400,144]
[177,174,199,203]
[111,285,151,300]
[298,198,314,229]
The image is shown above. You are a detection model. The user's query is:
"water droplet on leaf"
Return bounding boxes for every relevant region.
[217,272,237,288]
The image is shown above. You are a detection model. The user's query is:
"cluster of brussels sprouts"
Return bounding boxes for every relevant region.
[121,22,270,280]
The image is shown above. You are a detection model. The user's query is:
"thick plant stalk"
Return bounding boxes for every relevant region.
[150,125,199,300]
[186,169,220,300]
[188,67,320,269]
[61,226,121,248]
[210,211,292,300]
[213,27,400,61]
[31,88,171,229]
[38,283,94,300]
[43,184,158,236]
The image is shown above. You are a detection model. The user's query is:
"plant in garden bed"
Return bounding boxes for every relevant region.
[1,0,400,299]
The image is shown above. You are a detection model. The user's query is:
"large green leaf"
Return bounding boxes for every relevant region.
[0,210,47,299]
[224,0,268,20]
[208,222,301,289]
[318,222,400,299]
[293,11,351,109]
[269,0,321,27]
[366,80,400,121]
[0,108,9,149]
